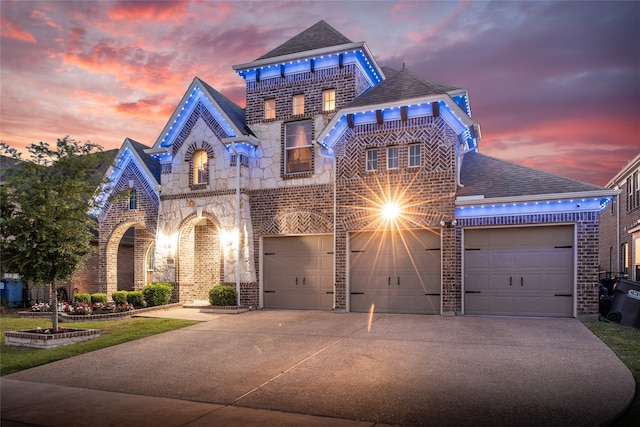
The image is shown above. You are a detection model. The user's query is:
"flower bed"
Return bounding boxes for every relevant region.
[4,328,100,349]
[18,302,184,322]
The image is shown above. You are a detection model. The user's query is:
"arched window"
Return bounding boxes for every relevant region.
[193,150,208,185]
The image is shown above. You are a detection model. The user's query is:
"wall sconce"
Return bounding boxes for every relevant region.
[440,219,457,228]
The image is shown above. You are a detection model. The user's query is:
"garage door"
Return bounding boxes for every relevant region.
[263,235,333,309]
[464,226,574,317]
[350,230,441,314]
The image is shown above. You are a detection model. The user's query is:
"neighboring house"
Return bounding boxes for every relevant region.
[599,153,640,280]
[97,21,616,318]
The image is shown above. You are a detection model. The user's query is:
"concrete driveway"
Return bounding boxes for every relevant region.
[1,310,635,426]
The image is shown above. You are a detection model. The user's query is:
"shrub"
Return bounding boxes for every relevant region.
[90,293,107,304]
[75,293,91,304]
[111,291,128,305]
[126,291,144,308]
[209,285,237,306]
[142,282,173,307]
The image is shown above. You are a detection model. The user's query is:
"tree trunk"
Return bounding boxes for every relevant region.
[50,282,59,331]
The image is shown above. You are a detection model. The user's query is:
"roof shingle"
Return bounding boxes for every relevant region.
[458,152,604,198]
[346,66,462,109]
[257,20,352,60]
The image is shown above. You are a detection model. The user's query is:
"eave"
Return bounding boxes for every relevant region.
[232,42,385,87]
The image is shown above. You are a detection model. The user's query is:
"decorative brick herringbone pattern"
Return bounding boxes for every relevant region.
[336,117,453,179]
[260,209,333,235]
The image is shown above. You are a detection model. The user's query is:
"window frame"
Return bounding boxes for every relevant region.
[323,89,336,112]
[634,171,639,209]
[408,143,421,168]
[193,150,208,185]
[284,120,313,175]
[387,146,399,170]
[264,98,276,120]
[128,188,137,210]
[627,176,634,211]
[366,149,378,172]
[292,93,305,116]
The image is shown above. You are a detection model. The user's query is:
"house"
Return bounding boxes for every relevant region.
[599,153,640,280]
[96,21,616,318]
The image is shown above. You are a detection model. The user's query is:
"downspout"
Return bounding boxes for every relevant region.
[318,145,337,310]
[231,142,241,306]
[616,186,620,277]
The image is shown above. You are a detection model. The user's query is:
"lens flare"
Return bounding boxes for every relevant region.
[382,202,399,221]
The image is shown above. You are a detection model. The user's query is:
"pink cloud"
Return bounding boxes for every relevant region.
[0,16,36,43]
[107,0,191,22]
[30,9,62,31]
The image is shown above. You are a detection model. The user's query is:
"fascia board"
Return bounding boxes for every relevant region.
[232,42,367,71]
[316,94,477,146]
[152,78,200,149]
[455,189,620,206]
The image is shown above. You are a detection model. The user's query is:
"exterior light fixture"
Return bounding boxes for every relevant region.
[440,219,457,228]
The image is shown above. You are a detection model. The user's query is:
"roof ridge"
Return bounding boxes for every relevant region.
[256,20,353,61]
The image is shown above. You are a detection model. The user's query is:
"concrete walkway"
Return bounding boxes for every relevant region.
[1,310,635,426]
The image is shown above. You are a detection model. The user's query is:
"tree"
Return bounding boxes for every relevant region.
[0,137,111,331]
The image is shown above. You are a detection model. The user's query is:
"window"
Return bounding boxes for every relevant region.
[292,94,304,115]
[366,149,378,171]
[323,89,335,112]
[387,146,399,170]
[193,150,208,185]
[264,98,276,120]
[145,243,155,285]
[634,171,639,209]
[285,121,312,174]
[627,176,634,211]
[622,242,629,275]
[408,144,421,168]
[128,188,137,210]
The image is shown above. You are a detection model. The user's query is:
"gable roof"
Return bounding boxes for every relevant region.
[458,151,607,199]
[257,20,352,60]
[150,76,256,153]
[346,66,463,109]
[127,139,161,182]
[198,78,254,137]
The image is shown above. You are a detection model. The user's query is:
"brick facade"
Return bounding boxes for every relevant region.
[599,156,640,280]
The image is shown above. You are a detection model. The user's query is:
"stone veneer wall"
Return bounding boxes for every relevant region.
[457,211,601,317]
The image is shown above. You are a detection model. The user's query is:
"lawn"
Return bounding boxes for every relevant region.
[586,319,640,426]
[0,314,198,376]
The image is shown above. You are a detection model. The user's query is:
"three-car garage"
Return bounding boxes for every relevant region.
[261,225,576,318]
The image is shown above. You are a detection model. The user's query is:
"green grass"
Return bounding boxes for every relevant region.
[0,314,198,376]
[586,319,640,426]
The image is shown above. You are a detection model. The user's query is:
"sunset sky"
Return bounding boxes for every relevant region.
[1,0,638,186]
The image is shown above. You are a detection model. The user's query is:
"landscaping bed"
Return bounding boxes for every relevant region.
[4,328,100,349]
[18,302,183,322]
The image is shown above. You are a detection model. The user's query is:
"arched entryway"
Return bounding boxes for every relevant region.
[104,222,155,297]
[176,215,222,302]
